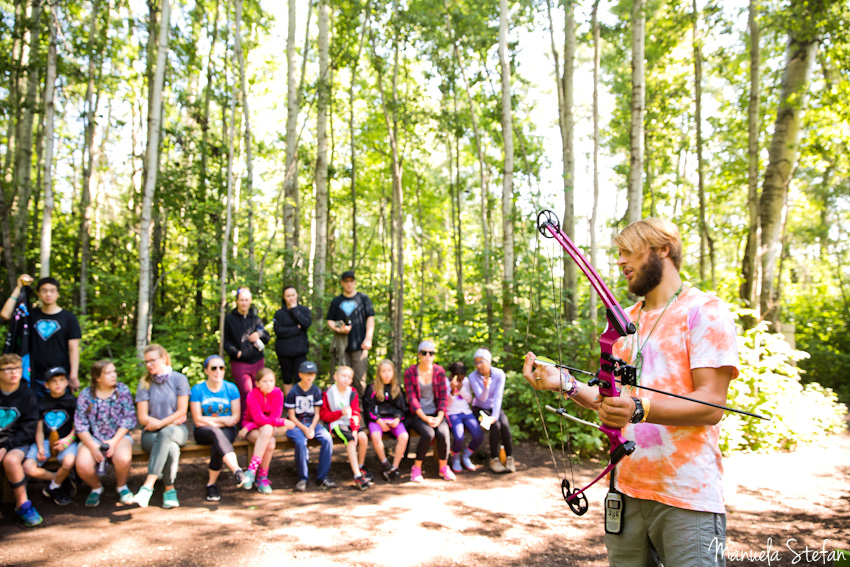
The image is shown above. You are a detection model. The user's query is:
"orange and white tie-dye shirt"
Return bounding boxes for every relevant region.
[611,286,739,514]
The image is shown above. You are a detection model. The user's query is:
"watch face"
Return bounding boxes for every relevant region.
[630,398,644,424]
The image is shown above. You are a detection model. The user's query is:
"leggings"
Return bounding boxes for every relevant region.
[141,424,188,485]
[230,358,266,423]
[193,426,237,471]
[472,407,513,459]
[406,415,450,461]
[447,412,484,453]
[276,350,307,386]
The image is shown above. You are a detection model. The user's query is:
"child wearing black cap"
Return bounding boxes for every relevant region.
[22,367,78,505]
[284,361,335,492]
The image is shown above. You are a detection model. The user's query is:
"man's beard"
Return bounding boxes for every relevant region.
[629,250,664,297]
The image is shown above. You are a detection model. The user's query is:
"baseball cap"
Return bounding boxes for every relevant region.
[299,361,318,374]
[44,366,68,381]
[340,270,356,281]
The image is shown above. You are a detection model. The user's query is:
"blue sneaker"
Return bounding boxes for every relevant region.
[16,500,43,527]
[243,469,255,490]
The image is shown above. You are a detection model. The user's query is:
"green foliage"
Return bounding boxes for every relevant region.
[720,321,848,454]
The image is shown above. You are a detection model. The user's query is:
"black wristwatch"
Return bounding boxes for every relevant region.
[629,396,645,424]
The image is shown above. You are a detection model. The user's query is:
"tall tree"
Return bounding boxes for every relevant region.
[740,0,761,321]
[312,0,330,316]
[38,1,57,278]
[233,0,256,274]
[590,0,601,343]
[627,0,645,224]
[136,0,171,357]
[499,0,515,349]
[693,0,714,287]
[218,34,237,358]
[759,0,820,329]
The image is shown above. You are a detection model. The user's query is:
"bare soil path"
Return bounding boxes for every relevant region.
[1,433,847,567]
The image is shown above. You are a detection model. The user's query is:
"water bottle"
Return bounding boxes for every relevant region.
[96,443,110,477]
[48,428,60,457]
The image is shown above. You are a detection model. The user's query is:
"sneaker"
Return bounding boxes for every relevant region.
[318,478,337,490]
[134,486,153,508]
[359,466,373,482]
[450,453,462,473]
[381,461,394,482]
[354,475,370,491]
[243,469,255,491]
[85,490,102,508]
[439,465,457,481]
[162,488,180,509]
[462,448,477,471]
[62,476,78,498]
[489,457,507,473]
[235,469,251,489]
[410,465,423,483]
[43,484,71,506]
[257,478,272,495]
[505,456,516,473]
[206,484,221,502]
[293,479,307,492]
[389,467,401,481]
[118,488,134,505]
[15,500,42,527]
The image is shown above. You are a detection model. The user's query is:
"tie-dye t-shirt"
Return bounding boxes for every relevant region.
[611,286,739,514]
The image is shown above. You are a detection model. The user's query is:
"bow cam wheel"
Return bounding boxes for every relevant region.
[536,209,560,238]
[561,479,589,516]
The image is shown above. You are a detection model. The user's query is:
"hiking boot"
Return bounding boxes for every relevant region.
[85,490,102,508]
[359,465,374,482]
[293,479,307,492]
[318,478,337,490]
[505,456,516,473]
[354,475,370,491]
[206,484,221,502]
[450,453,462,473]
[489,457,507,473]
[439,465,457,481]
[410,465,423,483]
[462,448,477,471]
[257,478,272,495]
[235,469,250,489]
[162,488,180,509]
[134,486,153,508]
[15,500,42,527]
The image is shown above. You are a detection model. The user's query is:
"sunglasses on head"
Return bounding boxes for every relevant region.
[419,350,435,356]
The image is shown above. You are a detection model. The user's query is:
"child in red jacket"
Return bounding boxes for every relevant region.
[320,366,370,490]
[238,368,295,493]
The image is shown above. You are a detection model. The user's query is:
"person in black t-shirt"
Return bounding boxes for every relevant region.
[273,286,312,397]
[1,275,81,396]
[325,271,375,397]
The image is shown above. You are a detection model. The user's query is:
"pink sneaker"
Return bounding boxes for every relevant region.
[410,466,423,483]
[439,465,457,481]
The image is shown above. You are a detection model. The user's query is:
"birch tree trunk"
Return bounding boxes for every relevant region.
[349,1,371,268]
[233,0,255,274]
[759,13,818,329]
[38,4,57,278]
[740,0,761,323]
[136,0,171,357]
[312,0,330,316]
[590,0,601,344]
[499,0,515,349]
[693,0,714,287]
[218,44,237,358]
[627,0,645,224]
[450,88,464,321]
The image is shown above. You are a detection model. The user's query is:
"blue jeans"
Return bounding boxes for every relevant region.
[448,412,484,453]
[286,422,332,481]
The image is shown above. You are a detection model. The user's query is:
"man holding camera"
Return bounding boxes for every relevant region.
[326,271,375,397]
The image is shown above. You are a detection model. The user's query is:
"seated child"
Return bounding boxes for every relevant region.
[362,359,409,481]
[284,361,334,492]
[238,367,295,494]
[74,360,137,507]
[22,367,78,506]
[446,361,483,473]
[0,353,42,526]
[320,365,370,490]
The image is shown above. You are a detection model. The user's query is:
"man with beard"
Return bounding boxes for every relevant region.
[523,218,739,567]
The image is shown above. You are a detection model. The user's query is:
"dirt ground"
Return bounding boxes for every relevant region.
[1,432,848,567]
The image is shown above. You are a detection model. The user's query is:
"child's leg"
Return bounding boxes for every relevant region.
[252,424,275,463]
[22,442,55,482]
[496,412,513,456]
[393,430,409,470]
[345,435,360,476]
[286,426,309,481]
[315,424,333,482]
[448,414,466,454]
[3,448,30,507]
[75,443,101,490]
[54,445,77,485]
[463,412,485,452]
[369,422,388,461]
[261,435,276,469]
[357,430,368,468]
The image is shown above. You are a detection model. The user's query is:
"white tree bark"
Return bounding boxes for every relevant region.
[233,0,255,272]
[136,0,171,357]
[627,0,645,224]
[499,0,515,345]
[218,44,238,358]
[39,4,57,278]
[312,0,330,315]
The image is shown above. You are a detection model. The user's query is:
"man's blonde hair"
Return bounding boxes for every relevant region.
[614,218,683,270]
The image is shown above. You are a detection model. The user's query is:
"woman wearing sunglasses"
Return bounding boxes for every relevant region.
[189,355,251,502]
[403,340,455,483]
